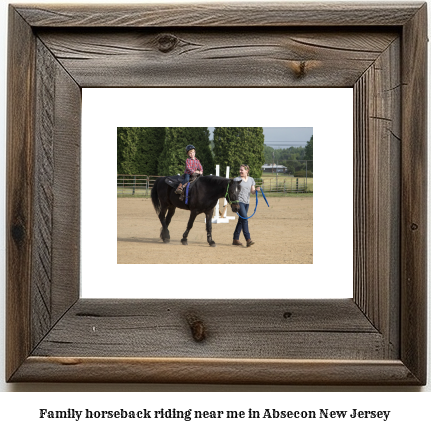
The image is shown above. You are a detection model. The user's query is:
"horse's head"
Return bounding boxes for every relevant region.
[227,179,241,213]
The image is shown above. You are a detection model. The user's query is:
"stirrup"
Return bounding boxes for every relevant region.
[175,185,183,195]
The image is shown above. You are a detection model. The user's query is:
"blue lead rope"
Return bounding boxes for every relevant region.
[236,188,269,220]
[261,188,269,207]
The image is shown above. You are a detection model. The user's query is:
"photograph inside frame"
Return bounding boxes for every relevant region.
[117,126,313,264]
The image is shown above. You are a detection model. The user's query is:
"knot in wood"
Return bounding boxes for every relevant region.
[411,223,419,231]
[293,61,307,78]
[157,34,179,53]
[186,314,206,342]
[11,222,26,246]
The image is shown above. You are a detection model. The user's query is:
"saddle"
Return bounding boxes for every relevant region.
[165,173,200,203]
[164,175,184,189]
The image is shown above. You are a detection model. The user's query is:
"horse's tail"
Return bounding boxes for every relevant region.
[151,177,163,215]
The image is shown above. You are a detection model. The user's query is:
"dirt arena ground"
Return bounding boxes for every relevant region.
[117,196,313,264]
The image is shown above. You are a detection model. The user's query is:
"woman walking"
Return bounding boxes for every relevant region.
[232,164,260,247]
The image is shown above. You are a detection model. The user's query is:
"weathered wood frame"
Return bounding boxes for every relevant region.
[6,2,427,385]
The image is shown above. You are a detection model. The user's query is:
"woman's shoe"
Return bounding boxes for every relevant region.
[232,240,243,246]
[246,239,255,247]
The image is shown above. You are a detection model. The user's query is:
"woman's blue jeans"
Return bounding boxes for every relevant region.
[233,202,250,241]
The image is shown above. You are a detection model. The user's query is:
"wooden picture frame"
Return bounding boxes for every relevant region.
[6,2,427,385]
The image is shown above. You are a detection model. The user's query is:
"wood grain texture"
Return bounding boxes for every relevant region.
[32,299,383,359]
[6,7,36,381]
[7,6,81,381]
[353,38,401,358]
[6,2,427,385]
[12,357,420,385]
[15,2,424,27]
[32,39,81,347]
[50,52,81,324]
[37,29,398,88]
[32,40,56,347]
[400,3,428,384]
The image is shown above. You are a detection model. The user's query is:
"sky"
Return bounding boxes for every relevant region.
[208,127,313,149]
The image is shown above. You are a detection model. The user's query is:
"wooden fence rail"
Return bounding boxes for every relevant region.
[117,175,310,196]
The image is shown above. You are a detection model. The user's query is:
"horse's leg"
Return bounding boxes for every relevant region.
[205,209,216,247]
[181,210,198,245]
[158,205,170,243]
[165,206,176,228]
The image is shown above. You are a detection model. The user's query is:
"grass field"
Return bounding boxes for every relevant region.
[260,172,313,192]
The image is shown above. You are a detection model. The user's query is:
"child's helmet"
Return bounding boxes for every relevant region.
[186,145,196,153]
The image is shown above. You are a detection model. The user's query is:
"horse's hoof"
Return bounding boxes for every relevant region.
[163,238,170,243]
[210,242,216,247]
[181,239,188,245]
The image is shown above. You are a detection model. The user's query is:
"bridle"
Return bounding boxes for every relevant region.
[224,182,240,206]
[225,181,269,219]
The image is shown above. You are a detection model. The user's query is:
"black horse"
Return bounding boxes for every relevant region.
[151,175,241,247]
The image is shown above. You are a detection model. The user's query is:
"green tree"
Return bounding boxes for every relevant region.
[244,127,265,178]
[304,135,313,173]
[137,127,166,175]
[117,127,128,174]
[117,127,138,175]
[263,145,274,165]
[158,127,185,176]
[263,143,311,175]
[117,127,165,175]
[213,127,240,176]
[213,127,265,178]
[305,135,313,161]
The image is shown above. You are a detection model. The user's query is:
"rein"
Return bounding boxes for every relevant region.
[237,188,269,220]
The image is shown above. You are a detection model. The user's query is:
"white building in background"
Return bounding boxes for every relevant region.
[261,163,287,173]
